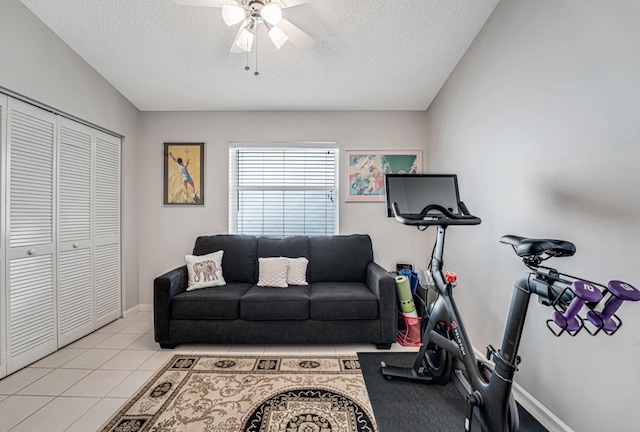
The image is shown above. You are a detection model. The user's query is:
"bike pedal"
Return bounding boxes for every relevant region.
[465,391,482,431]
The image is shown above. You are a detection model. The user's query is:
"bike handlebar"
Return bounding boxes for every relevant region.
[392,202,482,226]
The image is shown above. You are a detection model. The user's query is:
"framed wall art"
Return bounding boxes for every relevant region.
[163,142,205,206]
[345,150,422,202]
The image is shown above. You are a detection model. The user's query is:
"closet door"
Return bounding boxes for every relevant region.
[94,131,121,327]
[57,118,94,347]
[0,94,7,379]
[5,99,57,373]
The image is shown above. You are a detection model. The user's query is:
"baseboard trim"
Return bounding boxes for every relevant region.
[123,304,152,318]
[122,305,139,318]
[471,347,573,432]
[512,382,574,432]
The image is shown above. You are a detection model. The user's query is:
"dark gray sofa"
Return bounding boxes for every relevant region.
[153,234,397,349]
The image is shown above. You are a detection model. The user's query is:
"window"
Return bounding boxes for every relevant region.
[229,146,338,236]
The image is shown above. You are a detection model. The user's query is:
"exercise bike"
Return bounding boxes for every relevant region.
[380,200,639,431]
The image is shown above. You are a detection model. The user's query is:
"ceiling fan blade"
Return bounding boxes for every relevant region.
[278,18,314,49]
[172,0,231,7]
[275,0,314,9]
[268,25,288,49]
[230,42,246,53]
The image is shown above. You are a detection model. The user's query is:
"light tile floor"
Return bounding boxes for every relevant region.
[0,311,417,431]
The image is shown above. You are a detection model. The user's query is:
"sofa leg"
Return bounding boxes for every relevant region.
[376,343,392,350]
[160,342,177,349]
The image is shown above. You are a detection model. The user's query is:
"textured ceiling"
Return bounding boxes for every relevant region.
[18,0,500,111]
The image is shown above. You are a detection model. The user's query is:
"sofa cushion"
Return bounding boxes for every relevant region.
[310,282,379,320]
[257,236,310,282]
[308,235,373,283]
[241,285,310,320]
[172,282,252,320]
[257,236,310,259]
[193,235,257,283]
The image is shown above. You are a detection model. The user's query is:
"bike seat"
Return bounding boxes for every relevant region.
[500,235,576,258]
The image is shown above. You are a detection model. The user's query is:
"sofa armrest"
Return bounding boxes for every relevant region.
[366,262,397,342]
[153,265,188,345]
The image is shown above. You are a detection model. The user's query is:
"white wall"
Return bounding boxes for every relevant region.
[138,111,429,304]
[426,0,640,431]
[0,0,140,311]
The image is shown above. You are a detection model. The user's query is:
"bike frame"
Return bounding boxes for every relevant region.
[417,225,532,431]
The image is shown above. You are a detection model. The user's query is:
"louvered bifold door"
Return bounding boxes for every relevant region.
[94,131,121,327]
[57,118,94,347]
[5,99,57,373]
[0,94,8,379]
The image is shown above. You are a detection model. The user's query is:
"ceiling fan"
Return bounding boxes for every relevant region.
[173,0,315,53]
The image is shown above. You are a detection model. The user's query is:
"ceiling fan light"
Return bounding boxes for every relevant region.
[221,4,245,26]
[268,25,288,49]
[234,27,254,52]
[260,3,283,25]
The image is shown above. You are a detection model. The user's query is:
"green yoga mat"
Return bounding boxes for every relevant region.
[395,275,416,314]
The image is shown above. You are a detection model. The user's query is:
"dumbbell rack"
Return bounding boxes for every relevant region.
[546,278,639,337]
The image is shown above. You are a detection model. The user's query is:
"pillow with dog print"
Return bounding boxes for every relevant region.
[185,250,226,291]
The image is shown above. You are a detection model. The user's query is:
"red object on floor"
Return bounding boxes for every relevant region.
[397,314,421,347]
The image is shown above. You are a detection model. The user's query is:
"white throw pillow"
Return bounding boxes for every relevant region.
[257,257,289,287]
[185,250,226,291]
[287,257,309,286]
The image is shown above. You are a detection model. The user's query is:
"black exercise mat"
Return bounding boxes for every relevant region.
[358,351,548,432]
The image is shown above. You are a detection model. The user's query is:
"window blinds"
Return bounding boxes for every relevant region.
[229,147,338,236]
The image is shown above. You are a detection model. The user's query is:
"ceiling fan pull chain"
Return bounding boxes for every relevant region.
[254,29,260,76]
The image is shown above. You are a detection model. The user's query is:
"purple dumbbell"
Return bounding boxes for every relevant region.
[552,280,603,333]
[587,280,640,333]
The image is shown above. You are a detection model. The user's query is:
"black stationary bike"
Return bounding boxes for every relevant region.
[380,201,639,431]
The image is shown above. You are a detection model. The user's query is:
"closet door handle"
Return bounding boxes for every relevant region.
[27,248,36,255]
[73,242,80,248]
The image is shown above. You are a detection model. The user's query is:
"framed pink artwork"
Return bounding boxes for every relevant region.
[345,150,422,202]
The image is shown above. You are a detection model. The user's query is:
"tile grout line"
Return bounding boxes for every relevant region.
[1,311,415,431]
[8,394,101,432]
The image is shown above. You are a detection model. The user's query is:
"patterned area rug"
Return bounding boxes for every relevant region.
[100,355,377,432]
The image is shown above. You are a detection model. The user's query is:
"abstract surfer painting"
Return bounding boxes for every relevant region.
[163,143,205,206]
[345,150,422,202]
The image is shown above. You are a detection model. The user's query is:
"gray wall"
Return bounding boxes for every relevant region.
[138,111,429,305]
[426,0,640,431]
[0,0,141,311]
